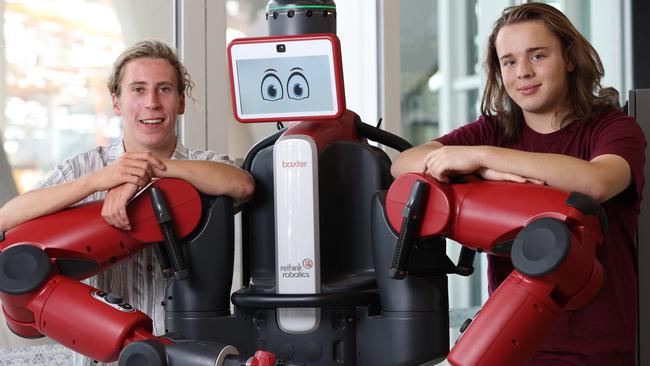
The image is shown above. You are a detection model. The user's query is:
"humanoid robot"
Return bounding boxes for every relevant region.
[0,1,607,365]
[164,1,606,365]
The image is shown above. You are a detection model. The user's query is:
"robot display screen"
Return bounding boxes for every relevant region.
[229,36,343,122]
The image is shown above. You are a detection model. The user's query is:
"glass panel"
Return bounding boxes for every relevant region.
[533,0,591,38]
[1,0,173,195]
[400,0,438,146]
[466,0,479,76]
[226,0,267,41]
[454,88,480,124]
[2,0,121,193]
[399,3,483,364]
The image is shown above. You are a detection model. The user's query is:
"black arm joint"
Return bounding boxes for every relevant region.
[150,186,172,223]
[565,191,599,215]
[455,247,476,276]
[389,179,430,279]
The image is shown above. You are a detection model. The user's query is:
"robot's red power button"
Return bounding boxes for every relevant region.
[246,350,277,366]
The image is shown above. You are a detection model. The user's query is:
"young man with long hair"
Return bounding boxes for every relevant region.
[392,3,645,364]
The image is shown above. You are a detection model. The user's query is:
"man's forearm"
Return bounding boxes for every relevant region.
[390,140,630,203]
[391,141,443,177]
[0,175,96,231]
[155,160,254,201]
[479,146,631,202]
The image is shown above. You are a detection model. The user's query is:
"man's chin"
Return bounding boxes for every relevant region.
[132,136,176,152]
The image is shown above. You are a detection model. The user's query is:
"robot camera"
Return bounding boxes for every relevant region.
[276,44,286,53]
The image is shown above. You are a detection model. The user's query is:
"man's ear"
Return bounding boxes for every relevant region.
[112,93,122,116]
[178,95,185,115]
[564,53,576,72]
[567,61,575,72]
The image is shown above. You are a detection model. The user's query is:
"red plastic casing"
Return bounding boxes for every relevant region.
[385,173,605,365]
[386,173,582,253]
[0,179,201,362]
[280,109,360,152]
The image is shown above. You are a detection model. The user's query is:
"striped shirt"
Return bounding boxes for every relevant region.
[36,138,232,366]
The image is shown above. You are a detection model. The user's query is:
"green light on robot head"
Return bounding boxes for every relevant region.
[267,4,337,12]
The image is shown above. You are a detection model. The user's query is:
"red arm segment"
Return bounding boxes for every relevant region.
[0,179,200,362]
[385,173,605,365]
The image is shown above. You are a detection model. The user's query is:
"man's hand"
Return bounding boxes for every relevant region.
[478,167,546,185]
[90,152,165,192]
[101,183,140,230]
[423,146,483,183]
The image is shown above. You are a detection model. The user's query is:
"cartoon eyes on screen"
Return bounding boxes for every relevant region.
[261,68,310,101]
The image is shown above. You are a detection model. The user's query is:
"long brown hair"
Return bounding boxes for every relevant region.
[481,2,619,141]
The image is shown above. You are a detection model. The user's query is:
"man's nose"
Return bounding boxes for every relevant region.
[145,90,161,108]
[517,62,534,79]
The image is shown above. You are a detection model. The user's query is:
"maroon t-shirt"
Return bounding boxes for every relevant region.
[436,109,646,365]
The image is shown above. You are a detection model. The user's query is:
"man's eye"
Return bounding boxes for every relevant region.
[159,86,172,93]
[132,87,144,93]
[532,54,545,61]
[502,60,514,67]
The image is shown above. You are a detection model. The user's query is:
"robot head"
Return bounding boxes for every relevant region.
[266,0,337,36]
[228,34,345,123]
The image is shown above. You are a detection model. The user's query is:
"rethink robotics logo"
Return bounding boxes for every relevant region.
[280,258,314,278]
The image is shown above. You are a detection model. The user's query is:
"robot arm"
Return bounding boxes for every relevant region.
[0,178,275,366]
[384,173,606,366]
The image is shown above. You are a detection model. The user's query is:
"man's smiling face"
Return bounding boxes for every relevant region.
[112,57,184,155]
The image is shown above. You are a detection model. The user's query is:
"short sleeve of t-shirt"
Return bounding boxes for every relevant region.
[35,150,102,189]
[36,162,69,189]
[435,115,501,147]
[590,112,646,200]
[182,147,234,165]
[193,150,234,165]
[435,111,646,201]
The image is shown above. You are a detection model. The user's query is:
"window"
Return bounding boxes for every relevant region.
[1,0,174,195]
[0,0,174,360]
[400,3,483,356]
[1,1,124,194]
